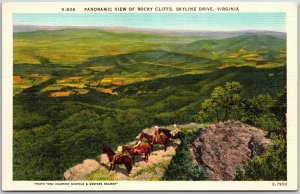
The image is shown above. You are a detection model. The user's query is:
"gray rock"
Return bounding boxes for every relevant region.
[64,159,100,180]
[154,167,165,175]
[190,120,272,180]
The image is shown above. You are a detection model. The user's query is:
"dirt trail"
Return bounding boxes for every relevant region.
[64,124,202,181]
[94,139,180,180]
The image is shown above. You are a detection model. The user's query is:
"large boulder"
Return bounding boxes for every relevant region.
[63,159,100,180]
[191,120,272,180]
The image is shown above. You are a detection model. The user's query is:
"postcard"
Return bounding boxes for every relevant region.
[2,1,298,191]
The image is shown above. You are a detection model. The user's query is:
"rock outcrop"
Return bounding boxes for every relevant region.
[63,159,100,180]
[191,120,272,180]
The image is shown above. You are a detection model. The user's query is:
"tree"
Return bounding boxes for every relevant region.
[242,88,286,136]
[198,81,243,122]
[242,94,280,134]
[163,132,208,180]
[271,87,287,136]
[39,56,50,65]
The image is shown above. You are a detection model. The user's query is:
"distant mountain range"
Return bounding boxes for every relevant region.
[13,25,286,39]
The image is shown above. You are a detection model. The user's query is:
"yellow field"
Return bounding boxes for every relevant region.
[13,74,50,95]
[99,88,113,94]
[243,57,265,62]
[49,91,71,97]
[60,83,86,89]
[87,66,114,72]
[13,76,23,82]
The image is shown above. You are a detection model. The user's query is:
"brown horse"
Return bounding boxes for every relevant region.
[139,131,170,151]
[124,142,151,164]
[102,145,132,175]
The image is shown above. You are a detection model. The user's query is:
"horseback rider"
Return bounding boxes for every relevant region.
[134,137,147,148]
[152,126,159,144]
[170,121,179,137]
[112,143,124,166]
[133,137,147,154]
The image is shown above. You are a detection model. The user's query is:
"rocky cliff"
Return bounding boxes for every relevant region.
[190,120,272,180]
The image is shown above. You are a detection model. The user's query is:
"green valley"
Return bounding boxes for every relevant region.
[13,28,286,180]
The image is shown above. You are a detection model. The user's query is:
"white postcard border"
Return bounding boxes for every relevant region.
[2,2,298,191]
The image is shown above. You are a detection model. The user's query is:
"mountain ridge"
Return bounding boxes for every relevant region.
[14,25,286,39]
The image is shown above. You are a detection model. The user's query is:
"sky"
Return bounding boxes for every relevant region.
[13,13,285,32]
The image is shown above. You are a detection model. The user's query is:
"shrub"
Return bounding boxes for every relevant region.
[236,135,286,180]
[163,132,208,180]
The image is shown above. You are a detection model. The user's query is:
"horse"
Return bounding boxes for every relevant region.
[102,145,132,175]
[124,142,151,164]
[139,131,170,151]
[158,128,172,138]
[158,127,185,140]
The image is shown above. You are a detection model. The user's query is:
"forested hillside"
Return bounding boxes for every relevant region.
[13,29,286,180]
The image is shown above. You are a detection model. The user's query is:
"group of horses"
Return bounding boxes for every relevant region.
[102,127,184,175]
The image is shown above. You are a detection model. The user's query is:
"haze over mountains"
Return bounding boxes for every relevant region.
[14,25,286,39]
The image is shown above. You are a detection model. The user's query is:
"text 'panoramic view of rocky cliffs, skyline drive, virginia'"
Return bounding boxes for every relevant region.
[13,13,287,181]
